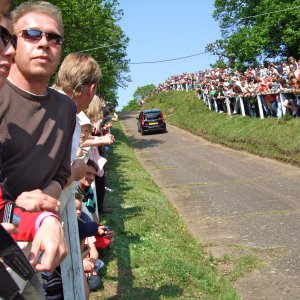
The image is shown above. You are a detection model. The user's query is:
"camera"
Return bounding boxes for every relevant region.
[99,115,112,128]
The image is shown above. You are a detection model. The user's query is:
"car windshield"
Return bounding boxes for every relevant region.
[144,112,161,119]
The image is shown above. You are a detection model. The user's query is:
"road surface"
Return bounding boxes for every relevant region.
[120,111,300,300]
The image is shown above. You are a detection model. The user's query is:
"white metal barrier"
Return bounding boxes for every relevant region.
[201,91,294,119]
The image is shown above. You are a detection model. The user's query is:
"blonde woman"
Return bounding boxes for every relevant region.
[84,95,114,214]
[85,94,103,136]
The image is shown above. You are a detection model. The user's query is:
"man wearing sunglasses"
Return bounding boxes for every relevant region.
[0,0,78,290]
[1,1,76,203]
[0,4,72,299]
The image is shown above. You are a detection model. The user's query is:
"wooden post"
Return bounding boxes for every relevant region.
[60,185,86,300]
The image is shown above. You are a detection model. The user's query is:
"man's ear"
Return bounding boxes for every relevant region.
[87,84,97,97]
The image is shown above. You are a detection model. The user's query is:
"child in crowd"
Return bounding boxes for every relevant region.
[75,194,114,296]
[77,111,114,216]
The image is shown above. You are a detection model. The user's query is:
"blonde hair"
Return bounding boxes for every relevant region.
[55,52,101,96]
[11,1,64,36]
[85,95,103,123]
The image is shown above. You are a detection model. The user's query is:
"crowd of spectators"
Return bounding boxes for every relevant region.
[0,1,117,299]
[140,58,300,119]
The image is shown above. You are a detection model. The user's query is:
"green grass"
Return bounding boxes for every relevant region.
[91,122,239,300]
[140,90,300,166]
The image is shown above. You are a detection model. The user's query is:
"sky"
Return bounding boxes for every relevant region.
[116,0,221,109]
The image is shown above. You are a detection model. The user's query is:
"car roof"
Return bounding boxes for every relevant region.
[142,109,161,113]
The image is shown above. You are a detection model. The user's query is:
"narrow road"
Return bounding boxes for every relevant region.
[120,111,300,300]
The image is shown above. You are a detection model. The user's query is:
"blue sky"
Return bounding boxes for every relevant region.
[116,1,221,109]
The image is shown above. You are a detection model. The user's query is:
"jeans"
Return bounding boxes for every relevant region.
[271,100,282,118]
[243,96,254,117]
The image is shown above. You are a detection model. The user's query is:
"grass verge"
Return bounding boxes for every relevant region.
[91,122,239,300]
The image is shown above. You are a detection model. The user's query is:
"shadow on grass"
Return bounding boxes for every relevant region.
[99,125,183,299]
[109,285,183,300]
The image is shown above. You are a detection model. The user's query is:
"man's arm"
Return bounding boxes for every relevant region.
[80,134,114,148]
[65,158,89,187]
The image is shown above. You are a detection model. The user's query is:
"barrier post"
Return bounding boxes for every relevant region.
[239,96,246,116]
[279,93,286,116]
[225,97,231,116]
[256,94,265,119]
[59,185,86,300]
[213,98,218,112]
[207,95,212,110]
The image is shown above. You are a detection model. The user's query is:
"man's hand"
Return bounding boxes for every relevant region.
[83,257,95,273]
[66,158,89,186]
[29,217,68,272]
[72,158,89,181]
[16,189,60,214]
[98,225,115,240]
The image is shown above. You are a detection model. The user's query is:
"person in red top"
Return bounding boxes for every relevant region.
[256,79,271,117]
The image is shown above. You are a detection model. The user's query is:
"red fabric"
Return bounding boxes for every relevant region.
[0,186,4,221]
[0,186,43,242]
[10,207,40,241]
[94,235,111,249]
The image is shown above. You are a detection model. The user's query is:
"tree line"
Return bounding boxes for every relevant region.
[205,0,300,69]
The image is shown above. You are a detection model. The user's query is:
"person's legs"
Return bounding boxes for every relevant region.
[260,95,270,117]
[95,174,113,214]
[276,99,282,118]
[244,96,253,117]
[95,175,105,214]
[233,96,240,114]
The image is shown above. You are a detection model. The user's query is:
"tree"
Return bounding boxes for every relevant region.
[122,99,139,111]
[133,84,156,103]
[12,0,130,105]
[206,0,300,67]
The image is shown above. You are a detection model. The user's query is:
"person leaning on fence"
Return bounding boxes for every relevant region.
[77,110,114,171]
[0,1,79,298]
[0,15,65,299]
[74,196,114,296]
[75,159,100,224]
[0,0,60,229]
[281,78,297,116]
[53,52,101,182]
[83,96,115,215]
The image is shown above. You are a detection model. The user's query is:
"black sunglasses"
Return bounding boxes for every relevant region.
[17,29,64,46]
[0,25,16,49]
